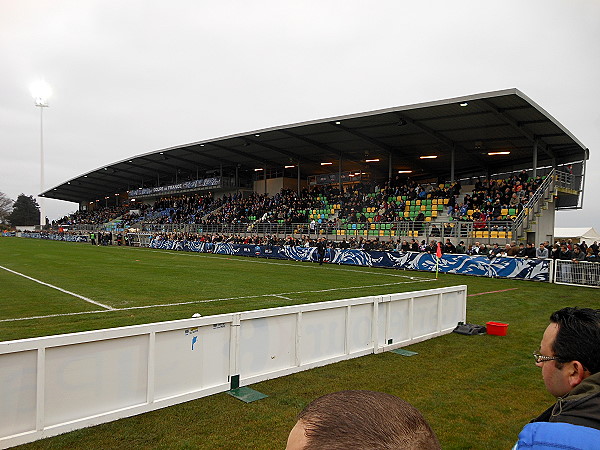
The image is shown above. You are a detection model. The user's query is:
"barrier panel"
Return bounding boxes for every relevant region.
[149,239,551,282]
[0,285,466,448]
[554,260,600,288]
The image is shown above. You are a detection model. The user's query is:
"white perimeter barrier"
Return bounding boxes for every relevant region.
[0,285,466,448]
[554,260,600,288]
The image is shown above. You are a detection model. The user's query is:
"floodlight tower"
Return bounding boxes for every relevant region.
[30,80,52,228]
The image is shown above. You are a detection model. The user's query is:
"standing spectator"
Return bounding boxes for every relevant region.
[536,243,549,259]
[585,247,598,263]
[558,245,572,260]
[507,241,519,257]
[525,242,537,259]
[572,246,585,262]
[316,238,327,265]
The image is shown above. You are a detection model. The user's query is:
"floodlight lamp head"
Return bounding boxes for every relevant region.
[30,80,52,107]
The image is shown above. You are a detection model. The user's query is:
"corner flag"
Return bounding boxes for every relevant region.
[435,242,442,278]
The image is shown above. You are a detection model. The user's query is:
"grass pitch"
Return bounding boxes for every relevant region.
[1,237,597,449]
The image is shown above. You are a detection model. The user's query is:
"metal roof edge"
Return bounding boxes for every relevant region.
[511,89,588,152]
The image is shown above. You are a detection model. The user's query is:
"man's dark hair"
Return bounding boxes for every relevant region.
[297,390,440,449]
[550,307,600,373]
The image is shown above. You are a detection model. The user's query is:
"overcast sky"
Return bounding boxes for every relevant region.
[1,0,598,228]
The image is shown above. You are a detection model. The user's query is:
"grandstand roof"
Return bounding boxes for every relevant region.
[42,88,589,204]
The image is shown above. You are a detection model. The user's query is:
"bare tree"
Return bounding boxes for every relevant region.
[0,191,13,224]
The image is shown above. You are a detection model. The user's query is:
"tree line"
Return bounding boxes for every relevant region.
[0,192,41,227]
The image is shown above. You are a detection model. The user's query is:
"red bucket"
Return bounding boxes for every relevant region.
[486,321,509,336]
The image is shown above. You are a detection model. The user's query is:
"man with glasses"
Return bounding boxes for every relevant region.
[514,307,600,449]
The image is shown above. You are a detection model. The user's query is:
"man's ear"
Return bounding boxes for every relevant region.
[568,361,589,388]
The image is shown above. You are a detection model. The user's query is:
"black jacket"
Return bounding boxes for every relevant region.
[532,372,600,431]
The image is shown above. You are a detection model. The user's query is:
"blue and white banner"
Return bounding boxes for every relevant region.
[149,240,550,281]
[20,232,88,242]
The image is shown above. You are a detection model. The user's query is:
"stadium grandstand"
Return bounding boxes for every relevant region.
[2,89,597,449]
[42,88,588,248]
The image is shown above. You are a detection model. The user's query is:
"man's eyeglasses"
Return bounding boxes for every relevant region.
[533,351,560,364]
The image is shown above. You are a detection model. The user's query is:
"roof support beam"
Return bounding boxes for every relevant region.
[243,137,320,165]
[121,162,177,181]
[137,155,191,175]
[331,122,430,175]
[155,153,212,171]
[208,142,278,168]
[116,163,173,179]
[277,130,368,169]
[479,99,555,159]
[183,146,238,167]
[393,112,489,172]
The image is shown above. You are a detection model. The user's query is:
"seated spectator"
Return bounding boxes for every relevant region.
[286,390,440,450]
[400,240,410,252]
[488,243,502,258]
[403,239,414,252]
[443,239,456,254]
[455,241,466,254]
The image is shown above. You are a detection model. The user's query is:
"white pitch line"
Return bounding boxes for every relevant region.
[0,309,107,323]
[129,247,432,280]
[0,264,115,310]
[1,279,433,323]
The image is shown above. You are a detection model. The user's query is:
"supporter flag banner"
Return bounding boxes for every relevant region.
[148,239,550,281]
[4,233,551,281]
